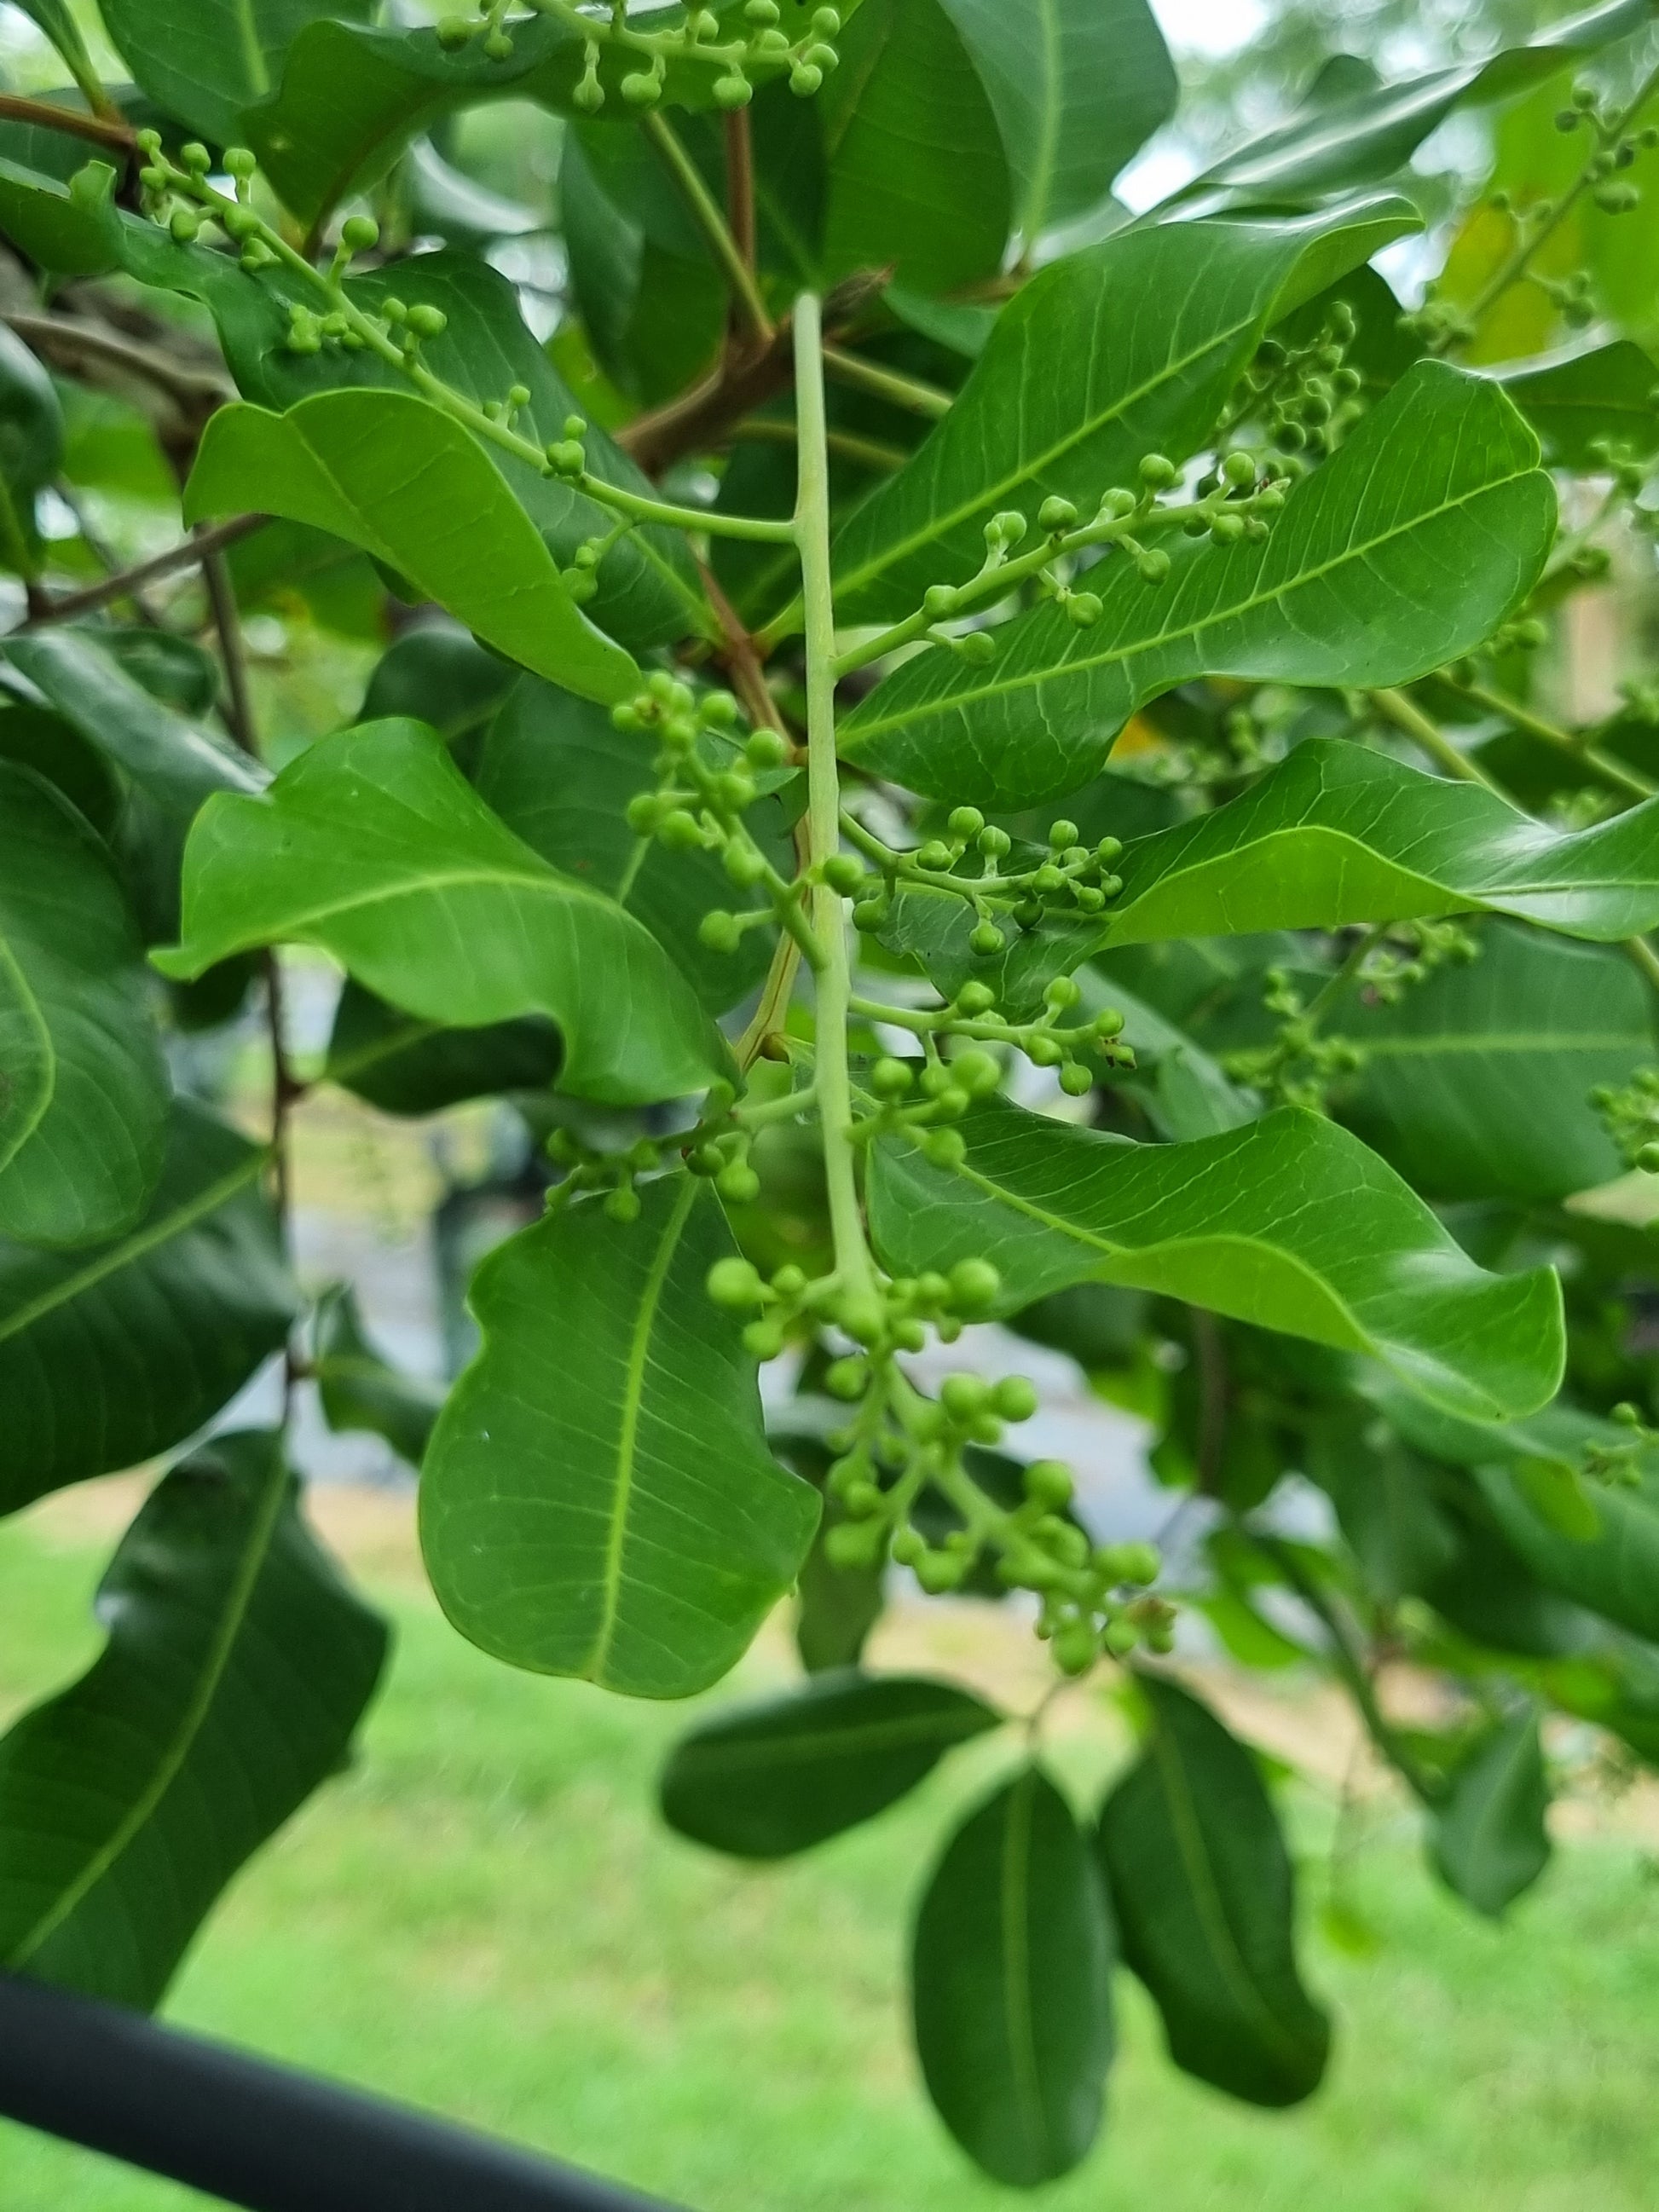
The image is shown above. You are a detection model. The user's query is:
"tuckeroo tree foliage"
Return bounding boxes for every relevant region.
[3,0,1659,2186]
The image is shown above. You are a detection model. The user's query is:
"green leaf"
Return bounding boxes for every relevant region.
[420,1175,818,1699]
[1495,339,1659,469]
[182,390,639,707]
[1336,924,1652,1202]
[0,762,168,1249]
[0,1429,386,2007]
[0,323,62,579]
[313,1285,443,1473]
[474,678,795,1016]
[326,981,563,1118]
[0,150,121,277]
[0,1102,296,1516]
[911,1766,1114,2186]
[1166,0,1654,214]
[829,199,1418,627]
[660,1672,1001,1858]
[1097,1674,1329,2106]
[1098,743,1659,950]
[938,0,1176,243]
[5,629,266,821]
[101,0,374,144]
[840,363,1552,806]
[1430,1708,1552,1919]
[153,719,727,1109]
[867,1095,1564,1422]
[360,623,517,743]
[819,0,1011,295]
[2,0,103,97]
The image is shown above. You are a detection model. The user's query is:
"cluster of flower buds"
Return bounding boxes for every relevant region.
[1553,76,1657,211]
[850,810,1128,944]
[437,0,841,107]
[1242,302,1364,461]
[1224,963,1366,1112]
[1361,919,1481,1005]
[1590,1066,1659,1175]
[547,1127,667,1223]
[706,1250,1005,1359]
[1582,1400,1658,1487]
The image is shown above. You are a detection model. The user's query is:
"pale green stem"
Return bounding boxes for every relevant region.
[821,343,952,419]
[1445,674,1656,802]
[1369,687,1506,793]
[640,108,774,347]
[795,292,877,1300]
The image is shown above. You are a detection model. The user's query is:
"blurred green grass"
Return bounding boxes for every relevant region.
[3,1490,1657,2212]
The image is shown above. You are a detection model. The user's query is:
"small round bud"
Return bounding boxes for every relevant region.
[1135,548,1171,584]
[1210,510,1246,544]
[991,1375,1038,1422]
[952,1048,1001,1098]
[825,1356,868,1401]
[180,141,211,174]
[955,981,997,1015]
[923,582,960,617]
[714,72,754,107]
[1102,1617,1138,1658]
[1039,494,1078,533]
[790,63,824,95]
[871,1057,916,1099]
[1066,592,1102,628]
[916,839,954,872]
[955,631,997,667]
[1025,1460,1073,1509]
[1092,1006,1126,1039]
[948,805,986,839]
[941,1373,991,1420]
[949,1257,1001,1313]
[169,208,200,244]
[837,1290,887,1347]
[923,1129,968,1170]
[743,1318,787,1359]
[812,5,842,30]
[1043,974,1081,1011]
[1026,1032,1062,1067]
[604,1184,641,1224]
[656,808,705,851]
[1107,1541,1161,1586]
[621,68,662,106]
[436,14,474,46]
[483,26,515,59]
[1054,1621,1098,1676]
[990,509,1027,547]
[1221,448,1257,488]
[717,1164,761,1205]
[699,909,743,954]
[853,898,889,933]
[1138,452,1176,488]
[977,825,1012,858]
[708,1256,766,1309]
[406,303,448,338]
[1059,1062,1093,1097]
[341,215,380,253]
[745,727,790,767]
[969,920,1005,956]
[822,854,866,895]
[1637,1141,1659,1174]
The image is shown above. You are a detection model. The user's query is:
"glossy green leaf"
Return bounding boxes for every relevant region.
[912,1766,1113,2185]
[0,1103,296,1516]
[360,623,517,743]
[939,0,1176,242]
[818,0,1010,293]
[661,1672,1001,1858]
[1335,924,1653,1202]
[1495,339,1659,469]
[0,323,62,579]
[244,0,862,224]
[0,762,168,1249]
[101,0,373,143]
[1097,742,1659,949]
[421,1175,818,1700]
[830,199,1417,626]
[313,1285,443,1473]
[5,629,266,821]
[1097,1674,1329,2106]
[1166,0,1653,215]
[474,678,795,1016]
[841,364,1552,806]
[795,1528,887,1673]
[0,1429,386,2007]
[867,1095,1564,1421]
[1430,1708,1552,1918]
[182,390,639,706]
[153,719,727,1109]
[326,981,563,1118]
[0,149,121,277]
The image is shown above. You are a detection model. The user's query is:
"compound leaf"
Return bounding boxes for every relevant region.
[1430,1707,1552,1918]
[661,1672,1001,1857]
[868,1095,1563,1422]
[183,390,639,707]
[0,1429,387,2007]
[841,364,1552,806]
[1097,1674,1329,2105]
[0,762,168,1248]
[420,1175,819,1700]
[153,719,727,1109]
[912,1766,1114,2186]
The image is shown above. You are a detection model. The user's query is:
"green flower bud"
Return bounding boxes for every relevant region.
[1109,1541,1161,1586]
[1098,487,1137,521]
[745,0,780,18]
[1054,1620,1098,1676]
[837,1290,887,1346]
[223,146,257,179]
[169,208,201,244]
[790,62,824,94]
[221,203,260,241]
[743,1318,787,1359]
[341,214,380,254]
[1092,1006,1125,1038]
[1135,547,1171,584]
[1066,591,1102,627]
[990,508,1027,546]
[922,582,960,617]
[1102,1616,1138,1658]
[1638,1141,1659,1173]
[602,1183,641,1224]
[871,1056,915,1098]
[922,1128,968,1170]
[812,6,842,32]
[573,71,606,112]
[436,14,474,46]
[991,1375,1038,1422]
[977,824,1012,858]
[804,40,838,68]
[406,303,448,338]
[722,841,767,888]
[916,838,954,872]
[1024,1459,1073,1509]
[744,727,790,767]
[1221,448,1257,488]
[483,27,515,60]
[853,898,889,933]
[969,920,1005,956]
[825,1356,869,1401]
[716,770,756,811]
[714,71,754,107]
[955,980,997,1015]
[822,853,866,895]
[1043,974,1080,1011]
[954,631,997,667]
[952,1048,1001,1098]
[949,1256,1001,1313]
[948,804,986,839]
[657,808,704,851]
[622,68,662,106]
[941,1373,990,1419]
[699,909,743,954]
[1138,452,1176,488]
[717,1163,761,1205]
[1058,1062,1093,1097]
[1039,494,1078,533]
[708,1256,766,1309]
[1209,510,1246,545]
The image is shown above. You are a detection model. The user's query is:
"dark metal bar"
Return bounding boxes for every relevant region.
[0,1974,685,2212]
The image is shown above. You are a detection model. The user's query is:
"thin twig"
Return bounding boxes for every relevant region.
[1369,686,1506,792]
[50,480,163,627]
[4,313,231,406]
[0,92,132,153]
[197,528,258,753]
[1443,673,1656,801]
[821,343,951,419]
[17,513,268,627]
[641,107,773,349]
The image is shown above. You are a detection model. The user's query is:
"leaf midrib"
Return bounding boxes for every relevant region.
[845,459,1539,741]
[0,930,54,1176]
[583,1175,699,1683]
